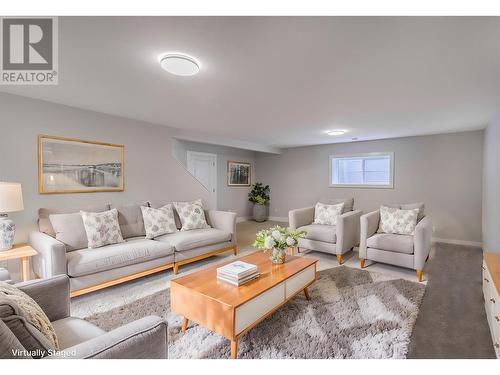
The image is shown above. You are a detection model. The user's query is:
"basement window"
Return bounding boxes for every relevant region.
[329,152,394,188]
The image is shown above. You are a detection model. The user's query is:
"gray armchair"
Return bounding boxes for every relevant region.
[289,198,362,265]
[7,275,168,359]
[359,207,432,282]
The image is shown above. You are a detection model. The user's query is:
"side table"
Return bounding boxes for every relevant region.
[0,244,38,281]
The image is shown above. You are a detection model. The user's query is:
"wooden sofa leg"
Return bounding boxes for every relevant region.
[416,269,423,282]
[337,254,343,265]
[233,246,238,255]
[360,259,365,269]
[173,264,179,275]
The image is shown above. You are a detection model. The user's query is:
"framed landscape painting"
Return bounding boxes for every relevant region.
[227,161,251,186]
[38,135,124,194]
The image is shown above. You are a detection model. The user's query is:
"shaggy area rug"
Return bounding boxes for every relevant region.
[84,266,425,359]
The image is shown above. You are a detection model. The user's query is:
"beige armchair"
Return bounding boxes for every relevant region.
[359,203,432,281]
[289,198,362,265]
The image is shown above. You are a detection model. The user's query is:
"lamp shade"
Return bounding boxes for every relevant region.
[0,182,24,213]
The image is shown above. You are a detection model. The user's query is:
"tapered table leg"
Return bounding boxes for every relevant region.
[181,317,189,333]
[231,339,238,359]
[21,256,30,281]
[303,287,310,300]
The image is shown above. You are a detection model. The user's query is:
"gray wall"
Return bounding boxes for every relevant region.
[482,111,500,253]
[0,93,212,246]
[172,139,256,218]
[256,131,484,243]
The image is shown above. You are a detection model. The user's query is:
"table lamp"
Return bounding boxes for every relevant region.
[0,182,24,251]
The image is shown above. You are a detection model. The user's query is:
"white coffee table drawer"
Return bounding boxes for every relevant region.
[234,283,285,335]
[285,264,315,299]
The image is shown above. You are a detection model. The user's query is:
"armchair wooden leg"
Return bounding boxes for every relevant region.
[336,254,343,265]
[173,263,179,275]
[416,269,423,282]
[233,246,238,255]
[360,259,365,269]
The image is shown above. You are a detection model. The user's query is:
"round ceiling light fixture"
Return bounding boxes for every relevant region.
[159,53,200,76]
[326,130,346,136]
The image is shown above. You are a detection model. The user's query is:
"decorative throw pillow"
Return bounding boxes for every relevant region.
[80,209,125,249]
[313,202,345,226]
[378,205,419,235]
[173,199,211,231]
[140,204,177,239]
[0,281,59,358]
[49,212,89,251]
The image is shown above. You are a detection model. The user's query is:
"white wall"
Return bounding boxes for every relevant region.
[256,131,484,244]
[0,93,213,278]
[482,111,500,253]
[172,139,256,218]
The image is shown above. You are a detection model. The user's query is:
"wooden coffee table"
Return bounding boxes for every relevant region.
[170,251,318,359]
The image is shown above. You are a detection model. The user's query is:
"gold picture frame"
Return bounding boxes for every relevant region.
[227,161,251,186]
[38,134,125,194]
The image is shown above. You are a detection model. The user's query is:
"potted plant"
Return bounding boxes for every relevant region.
[254,225,306,264]
[248,182,270,222]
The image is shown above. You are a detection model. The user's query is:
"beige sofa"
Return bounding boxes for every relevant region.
[288,198,362,264]
[29,202,237,297]
[359,203,432,281]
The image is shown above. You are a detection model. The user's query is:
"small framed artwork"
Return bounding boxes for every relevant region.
[227,161,251,186]
[38,134,124,194]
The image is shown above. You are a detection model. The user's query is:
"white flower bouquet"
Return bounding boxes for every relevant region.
[253,225,307,264]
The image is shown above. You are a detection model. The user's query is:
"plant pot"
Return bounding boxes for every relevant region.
[269,248,286,264]
[253,203,267,222]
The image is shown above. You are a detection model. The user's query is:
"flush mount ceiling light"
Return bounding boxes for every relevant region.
[159,53,200,76]
[326,130,346,136]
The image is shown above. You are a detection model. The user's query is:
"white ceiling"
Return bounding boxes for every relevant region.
[2,17,500,152]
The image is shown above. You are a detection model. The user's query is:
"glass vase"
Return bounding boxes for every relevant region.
[269,248,286,264]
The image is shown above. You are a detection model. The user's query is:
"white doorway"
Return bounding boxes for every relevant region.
[187,151,217,208]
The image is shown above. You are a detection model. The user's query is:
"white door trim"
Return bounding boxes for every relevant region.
[186,151,217,208]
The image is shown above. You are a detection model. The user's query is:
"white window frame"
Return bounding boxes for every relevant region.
[329,152,394,189]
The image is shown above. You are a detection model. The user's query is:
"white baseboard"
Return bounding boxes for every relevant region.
[267,216,288,223]
[236,216,251,223]
[432,237,482,248]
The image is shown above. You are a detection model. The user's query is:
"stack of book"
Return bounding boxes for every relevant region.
[217,261,259,286]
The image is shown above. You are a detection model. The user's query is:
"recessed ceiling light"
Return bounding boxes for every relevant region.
[326,130,346,136]
[159,53,200,76]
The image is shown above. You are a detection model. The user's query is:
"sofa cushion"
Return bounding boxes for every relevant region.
[39,204,111,237]
[298,224,337,243]
[49,212,89,251]
[148,200,182,229]
[328,198,354,213]
[66,238,174,277]
[141,204,177,239]
[386,202,425,222]
[52,317,105,350]
[0,282,59,357]
[81,209,125,249]
[173,199,211,231]
[378,206,419,235]
[155,228,231,252]
[366,233,414,254]
[112,203,148,239]
[313,202,344,226]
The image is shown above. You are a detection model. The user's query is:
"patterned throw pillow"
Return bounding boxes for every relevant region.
[140,204,177,239]
[80,209,125,249]
[313,202,345,226]
[173,199,211,231]
[378,206,419,235]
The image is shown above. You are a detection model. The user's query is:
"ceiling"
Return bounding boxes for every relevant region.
[2,16,500,152]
